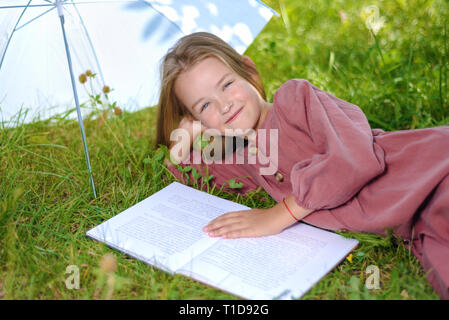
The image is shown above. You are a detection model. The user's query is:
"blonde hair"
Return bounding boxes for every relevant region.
[154,32,266,149]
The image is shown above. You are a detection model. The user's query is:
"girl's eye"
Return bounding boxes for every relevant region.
[200,102,210,112]
[224,81,233,89]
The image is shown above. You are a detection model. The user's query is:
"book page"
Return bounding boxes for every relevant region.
[86,182,251,271]
[177,223,358,300]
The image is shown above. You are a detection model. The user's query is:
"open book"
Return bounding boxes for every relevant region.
[86,182,358,300]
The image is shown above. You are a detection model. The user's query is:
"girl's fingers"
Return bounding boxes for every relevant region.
[203,211,245,231]
[208,222,246,237]
[204,216,241,233]
[222,229,252,239]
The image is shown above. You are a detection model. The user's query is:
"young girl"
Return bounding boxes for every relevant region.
[155,32,449,299]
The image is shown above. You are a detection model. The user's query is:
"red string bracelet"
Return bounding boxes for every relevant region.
[283,197,299,221]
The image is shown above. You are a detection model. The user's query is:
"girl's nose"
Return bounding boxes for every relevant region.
[221,101,232,114]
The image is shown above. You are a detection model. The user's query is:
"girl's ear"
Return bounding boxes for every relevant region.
[242,55,264,91]
[242,55,257,69]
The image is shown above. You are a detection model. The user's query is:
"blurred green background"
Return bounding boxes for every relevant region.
[252,0,448,131]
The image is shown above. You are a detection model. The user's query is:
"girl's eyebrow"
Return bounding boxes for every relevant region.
[215,72,232,88]
[191,72,232,110]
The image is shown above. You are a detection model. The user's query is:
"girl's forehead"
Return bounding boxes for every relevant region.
[175,57,233,96]
[187,57,231,77]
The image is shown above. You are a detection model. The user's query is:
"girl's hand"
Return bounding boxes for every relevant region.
[178,115,207,140]
[202,202,298,239]
[168,115,204,164]
[177,115,196,136]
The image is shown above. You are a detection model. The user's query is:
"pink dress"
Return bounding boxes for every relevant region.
[167,79,449,299]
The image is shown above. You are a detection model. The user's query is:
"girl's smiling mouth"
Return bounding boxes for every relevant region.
[225,107,243,124]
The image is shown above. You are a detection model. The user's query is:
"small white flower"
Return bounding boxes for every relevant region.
[362,5,386,35]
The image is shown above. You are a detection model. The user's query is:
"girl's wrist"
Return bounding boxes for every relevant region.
[168,137,191,164]
[273,201,298,231]
[277,195,315,228]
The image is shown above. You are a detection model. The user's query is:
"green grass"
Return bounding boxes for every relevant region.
[1,0,447,299]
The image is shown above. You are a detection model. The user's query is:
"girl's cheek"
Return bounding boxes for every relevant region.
[234,83,252,100]
[203,114,221,130]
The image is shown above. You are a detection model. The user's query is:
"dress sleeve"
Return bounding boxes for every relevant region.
[275,79,386,210]
[165,149,259,195]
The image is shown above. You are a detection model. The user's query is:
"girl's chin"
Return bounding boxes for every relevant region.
[222,128,256,139]
[203,123,257,137]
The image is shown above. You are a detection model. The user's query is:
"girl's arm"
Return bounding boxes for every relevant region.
[202,194,314,239]
[278,79,386,211]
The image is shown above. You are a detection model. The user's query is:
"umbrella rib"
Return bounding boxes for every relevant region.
[56,2,98,199]
[0,4,53,9]
[15,6,57,32]
[139,0,184,35]
[0,0,32,70]
[254,0,280,17]
[69,0,106,87]
[0,1,135,9]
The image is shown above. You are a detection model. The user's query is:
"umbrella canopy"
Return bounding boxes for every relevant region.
[0,0,277,198]
[0,0,278,124]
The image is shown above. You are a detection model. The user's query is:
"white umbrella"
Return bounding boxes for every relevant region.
[0,0,278,197]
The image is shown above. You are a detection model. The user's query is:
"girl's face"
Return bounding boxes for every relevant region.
[174,56,266,136]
